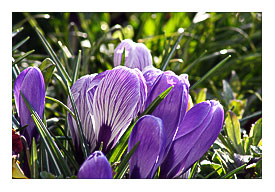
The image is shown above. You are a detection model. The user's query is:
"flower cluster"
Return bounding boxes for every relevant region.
[13,39,224,179]
[67,39,224,179]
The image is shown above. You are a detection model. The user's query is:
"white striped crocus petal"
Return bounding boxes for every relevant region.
[92,66,147,153]
[67,73,106,153]
[113,39,153,71]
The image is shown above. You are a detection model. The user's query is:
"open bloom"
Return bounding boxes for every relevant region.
[113,39,153,71]
[78,151,113,179]
[67,66,147,154]
[14,67,45,145]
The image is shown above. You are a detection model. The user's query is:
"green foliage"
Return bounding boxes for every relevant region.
[12,12,261,179]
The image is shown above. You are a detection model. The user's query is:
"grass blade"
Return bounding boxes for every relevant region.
[35,27,90,158]
[72,50,81,85]
[220,163,247,179]
[12,50,35,65]
[30,138,39,179]
[12,36,30,52]
[34,27,71,85]
[190,55,231,91]
[114,141,140,179]
[161,30,185,71]
[45,96,75,119]
[20,91,72,177]
[184,50,207,73]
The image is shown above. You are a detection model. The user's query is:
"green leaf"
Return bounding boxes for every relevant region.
[220,163,247,179]
[12,50,35,65]
[40,171,63,179]
[229,70,241,93]
[34,27,72,85]
[222,80,234,105]
[188,161,199,179]
[35,27,90,158]
[45,96,75,119]
[20,91,72,177]
[72,50,81,86]
[12,36,30,52]
[161,30,185,71]
[195,88,207,104]
[30,138,39,179]
[190,55,231,91]
[39,58,55,91]
[12,27,24,37]
[228,100,244,119]
[114,141,140,179]
[184,50,207,73]
[225,111,243,154]
[249,118,262,146]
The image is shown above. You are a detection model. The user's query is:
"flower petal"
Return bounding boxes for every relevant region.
[130,43,152,70]
[92,66,146,153]
[14,67,45,145]
[142,66,162,96]
[77,151,113,179]
[128,115,166,178]
[113,39,153,71]
[144,71,189,152]
[159,100,224,178]
[67,74,97,153]
[113,39,135,67]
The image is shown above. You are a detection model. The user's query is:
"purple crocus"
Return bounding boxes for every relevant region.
[159,100,224,178]
[78,151,113,179]
[128,115,166,179]
[113,39,153,71]
[143,68,190,154]
[67,66,147,154]
[14,67,45,145]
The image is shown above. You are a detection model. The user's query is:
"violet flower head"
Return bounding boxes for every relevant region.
[143,69,190,153]
[14,67,45,145]
[67,66,147,154]
[113,39,153,71]
[78,151,113,179]
[128,115,166,179]
[159,100,224,178]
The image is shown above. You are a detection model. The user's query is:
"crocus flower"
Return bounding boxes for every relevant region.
[113,39,153,71]
[159,100,224,178]
[67,66,147,154]
[128,115,166,179]
[14,67,45,145]
[143,68,190,154]
[78,151,113,179]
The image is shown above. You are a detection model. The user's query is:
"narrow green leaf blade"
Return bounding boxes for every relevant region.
[220,163,247,179]
[12,50,35,65]
[190,55,231,91]
[161,30,184,71]
[114,141,140,179]
[12,36,30,52]
[30,138,39,179]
